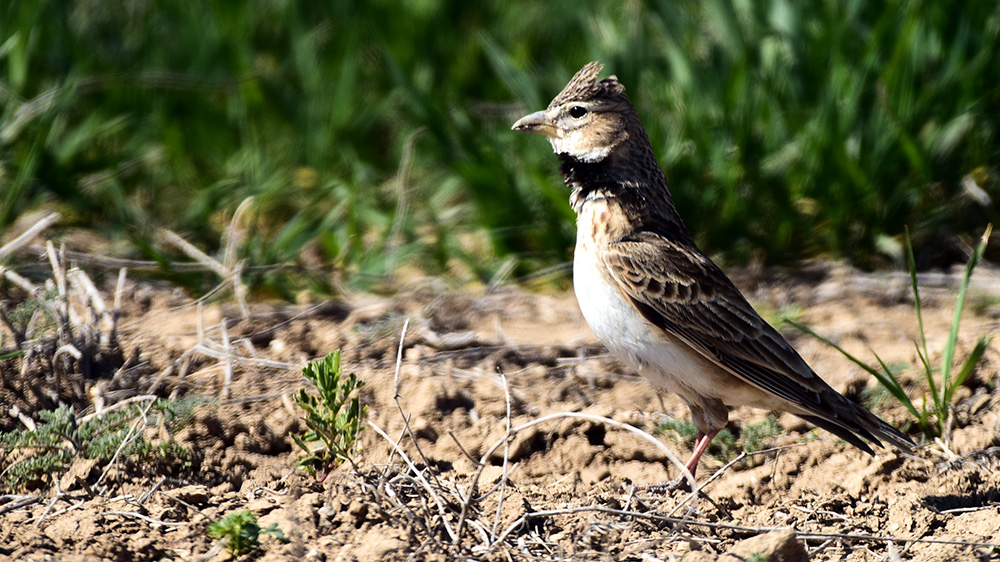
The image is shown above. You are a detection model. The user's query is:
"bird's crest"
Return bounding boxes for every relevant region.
[548,61,625,109]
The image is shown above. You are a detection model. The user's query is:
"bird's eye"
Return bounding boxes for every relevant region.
[569,106,588,118]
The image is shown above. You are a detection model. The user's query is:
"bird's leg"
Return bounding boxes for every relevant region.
[638,428,721,495]
[684,429,720,478]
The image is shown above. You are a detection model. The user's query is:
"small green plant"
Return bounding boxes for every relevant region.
[657,417,736,459]
[741,415,783,455]
[207,510,286,557]
[791,225,993,444]
[292,350,368,479]
[0,399,195,491]
[657,415,782,462]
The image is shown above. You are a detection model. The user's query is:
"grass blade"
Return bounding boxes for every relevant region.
[913,341,942,425]
[870,351,920,420]
[786,318,916,413]
[905,227,930,366]
[941,224,992,393]
[944,335,992,406]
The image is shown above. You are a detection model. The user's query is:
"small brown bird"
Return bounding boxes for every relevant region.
[513,61,913,481]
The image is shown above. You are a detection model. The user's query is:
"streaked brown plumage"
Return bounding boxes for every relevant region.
[513,61,913,480]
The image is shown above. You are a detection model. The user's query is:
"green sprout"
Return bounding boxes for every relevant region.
[292,350,368,479]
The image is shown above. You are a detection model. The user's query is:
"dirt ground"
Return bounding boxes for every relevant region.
[2,263,1000,561]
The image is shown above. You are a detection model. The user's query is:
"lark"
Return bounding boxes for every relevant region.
[513,61,913,481]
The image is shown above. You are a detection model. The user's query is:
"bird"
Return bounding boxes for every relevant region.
[512,61,914,483]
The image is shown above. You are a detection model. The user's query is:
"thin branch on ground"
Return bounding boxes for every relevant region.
[0,212,60,259]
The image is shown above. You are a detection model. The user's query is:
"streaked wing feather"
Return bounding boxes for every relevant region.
[604,233,832,413]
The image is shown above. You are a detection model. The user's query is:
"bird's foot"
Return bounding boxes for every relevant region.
[636,476,693,495]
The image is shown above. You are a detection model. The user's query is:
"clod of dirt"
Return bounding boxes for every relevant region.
[720,530,809,562]
[171,484,210,505]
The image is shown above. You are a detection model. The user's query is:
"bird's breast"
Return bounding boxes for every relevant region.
[573,199,708,389]
[572,198,770,409]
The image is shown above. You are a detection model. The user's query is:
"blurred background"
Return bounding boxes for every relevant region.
[2,0,998,297]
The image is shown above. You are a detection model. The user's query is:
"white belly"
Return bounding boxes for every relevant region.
[572,234,774,410]
[573,239,708,395]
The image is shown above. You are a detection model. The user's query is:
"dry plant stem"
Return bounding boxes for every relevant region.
[22,245,217,271]
[0,212,59,259]
[220,318,232,400]
[112,268,127,344]
[0,495,41,515]
[160,227,249,319]
[0,266,59,324]
[478,412,695,506]
[69,269,115,346]
[103,510,186,527]
[367,420,459,543]
[95,398,156,487]
[138,476,166,505]
[223,197,253,273]
[494,504,1000,550]
[390,319,446,490]
[161,229,228,279]
[192,342,295,370]
[223,197,253,319]
[490,373,513,541]
[386,129,423,275]
[382,317,461,543]
[33,495,62,529]
[78,395,159,424]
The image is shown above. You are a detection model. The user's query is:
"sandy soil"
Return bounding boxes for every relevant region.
[2,264,999,561]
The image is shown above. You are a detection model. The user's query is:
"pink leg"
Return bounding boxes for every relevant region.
[683,429,720,478]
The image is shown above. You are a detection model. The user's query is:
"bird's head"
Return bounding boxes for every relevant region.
[512,61,635,163]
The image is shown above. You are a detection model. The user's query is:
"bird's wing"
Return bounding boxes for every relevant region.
[602,231,833,412]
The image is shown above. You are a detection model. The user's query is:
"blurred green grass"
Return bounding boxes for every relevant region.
[2,0,998,295]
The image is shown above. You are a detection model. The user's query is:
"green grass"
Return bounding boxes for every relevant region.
[2,1,998,293]
[790,225,993,444]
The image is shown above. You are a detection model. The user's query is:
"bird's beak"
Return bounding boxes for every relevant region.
[512,110,559,138]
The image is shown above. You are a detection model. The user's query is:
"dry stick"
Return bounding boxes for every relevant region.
[192,342,296,370]
[494,414,693,520]
[0,268,44,355]
[0,495,41,515]
[137,476,167,505]
[222,197,253,319]
[494,505,1000,550]
[379,317,461,544]
[664,443,808,520]
[32,486,62,529]
[45,243,70,344]
[385,129,423,276]
[456,410,697,552]
[112,268,127,344]
[368,420,459,542]
[94,398,157,487]
[390,320,446,492]
[78,395,159,424]
[160,229,228,279]
[490,373,514,541]
[377,425,410,489]
[219,318,232,400]
[0,266,39,294]
[69,269,114,347]
[0,212,59,259]
[160,227,251,319]
[103,510,186,527]
[21,245,218,271]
